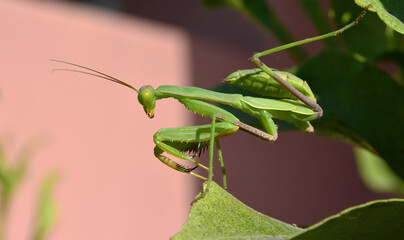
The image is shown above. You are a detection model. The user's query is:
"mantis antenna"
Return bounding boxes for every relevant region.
[50,59,139,93]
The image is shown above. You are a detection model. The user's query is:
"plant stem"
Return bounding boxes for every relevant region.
[254,5,370,58]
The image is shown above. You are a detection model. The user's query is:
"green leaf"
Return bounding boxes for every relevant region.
[330,0,392,59]
[32,173,59,240]
[354,147,404,196]
[355,0,404,34]
[0,143,29,200]
[172,181,302,240]
[296,49,404,180]
[0,145,7,186]
[173,182,404,239]
[289,199,404,240]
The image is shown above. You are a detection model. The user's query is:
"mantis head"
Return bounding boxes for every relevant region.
[138,85,156,118]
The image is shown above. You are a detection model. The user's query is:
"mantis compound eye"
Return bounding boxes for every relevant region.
[138,85,156,118]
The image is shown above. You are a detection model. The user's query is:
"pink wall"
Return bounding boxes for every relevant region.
[0,1,193,239]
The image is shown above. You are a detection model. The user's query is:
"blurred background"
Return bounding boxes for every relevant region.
[0,0,391,239]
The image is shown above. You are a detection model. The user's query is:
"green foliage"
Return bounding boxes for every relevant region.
[355,147,404,195]
[0,143,58,240]
[32,173,59,240]
[0,144,28,240]
[0,144,28,202]
[174,182,404,239]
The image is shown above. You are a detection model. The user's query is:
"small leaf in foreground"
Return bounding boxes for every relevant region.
[172,181,302,240]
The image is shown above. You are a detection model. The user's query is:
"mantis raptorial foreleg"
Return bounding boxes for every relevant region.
[153,146,206,180]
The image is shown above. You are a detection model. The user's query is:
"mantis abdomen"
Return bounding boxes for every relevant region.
[224,68,316,102]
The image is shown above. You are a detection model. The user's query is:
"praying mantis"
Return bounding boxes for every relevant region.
[52,5,370,198]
